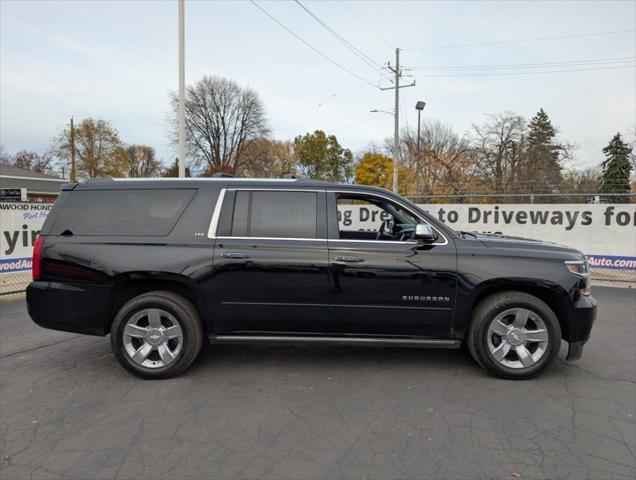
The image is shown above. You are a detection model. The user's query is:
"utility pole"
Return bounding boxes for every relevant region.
[178,0,186,178]
[392,48,400,193]
[70,117,76,183]
[381,48,415,193]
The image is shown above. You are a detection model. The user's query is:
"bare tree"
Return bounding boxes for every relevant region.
[471,112,526,192]
[13,150,54,174]
[0,148,54,174]
[391,120,472,195]
[0,145,10,165]
[629,125,636,173]
[170,76,269,175]
[561,167,600,197]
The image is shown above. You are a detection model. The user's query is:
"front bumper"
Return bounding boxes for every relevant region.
[565,293,597,361]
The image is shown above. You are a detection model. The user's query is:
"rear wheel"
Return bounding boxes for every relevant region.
[110,291,203,379]
[467,291,561,379]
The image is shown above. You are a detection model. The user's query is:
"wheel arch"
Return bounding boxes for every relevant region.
[462,280,571,341]
[106,273,205,335]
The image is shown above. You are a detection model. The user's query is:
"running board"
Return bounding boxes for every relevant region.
[208,334,461,349]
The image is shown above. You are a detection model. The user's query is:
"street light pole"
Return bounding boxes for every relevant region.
[415,101,426,151]
[415,102,426,194]
[70,117,76,183]
[178,0,186,178]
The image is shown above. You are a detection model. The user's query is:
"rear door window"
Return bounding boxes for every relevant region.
[227,191,318,239]
[251,191,317,238]
[50,189,195,236]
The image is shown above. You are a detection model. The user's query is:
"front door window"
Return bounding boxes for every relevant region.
[336,194,422,242]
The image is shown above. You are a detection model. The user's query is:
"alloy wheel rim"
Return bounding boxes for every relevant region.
[486,307,549,369]
[123,308,183,369]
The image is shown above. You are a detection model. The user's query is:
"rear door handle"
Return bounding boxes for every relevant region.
[334,255,364,263]
[221,252,250,259]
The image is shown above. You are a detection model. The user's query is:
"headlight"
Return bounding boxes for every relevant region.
[565,260,591,295]
[564,260,589,276]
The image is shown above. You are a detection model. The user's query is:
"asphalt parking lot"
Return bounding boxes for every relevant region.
[0,286,634,480]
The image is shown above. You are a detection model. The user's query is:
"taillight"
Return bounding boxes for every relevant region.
[32,236,44,281]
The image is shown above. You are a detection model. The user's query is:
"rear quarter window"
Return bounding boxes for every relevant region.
[50,189,195,236]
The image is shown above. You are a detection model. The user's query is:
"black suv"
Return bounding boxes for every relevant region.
[26,178,597,379]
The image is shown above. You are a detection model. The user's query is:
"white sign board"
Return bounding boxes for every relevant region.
[0,202,52,273]
[337,203,636,270]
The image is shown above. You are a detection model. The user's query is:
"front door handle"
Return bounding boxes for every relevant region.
[221,252,250,259]
[334,255,364,263]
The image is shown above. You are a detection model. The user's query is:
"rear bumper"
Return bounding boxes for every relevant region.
[26,281,112,336]
[564,293,597,361]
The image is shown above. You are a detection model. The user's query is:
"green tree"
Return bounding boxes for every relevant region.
[354,151,409,194]
[522,109,564,190]
[293,130,353,182]
[355,151,392,188]
[599,132,633,203]
[54,118,122,179]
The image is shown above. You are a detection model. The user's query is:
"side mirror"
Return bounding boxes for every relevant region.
[415,223,436,242]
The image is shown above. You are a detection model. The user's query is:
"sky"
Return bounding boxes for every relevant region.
[1,0,635,175]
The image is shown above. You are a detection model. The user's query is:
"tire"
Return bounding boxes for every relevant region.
[467,291,561,380]
[110,291,204,379]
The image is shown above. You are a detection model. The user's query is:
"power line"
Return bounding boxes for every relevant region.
[1,111,169,136]
[262,76,374,102]
[404,28,636,51]
[249,0,379,89]
[262,76,354,98]
[274,113,383,133]
[414,64,634,78]
[267,82,379,117]
[341,0,393,50]
[294,0,382,70]
[411,56,636,71]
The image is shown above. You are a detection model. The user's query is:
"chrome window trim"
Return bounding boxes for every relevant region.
[206,186,449,246]
[217,236,326,242]
[213,235,418,245]
[226,188,325,192]
[326,238,419,245]
[207,188,322,239]
[207,188,226,238]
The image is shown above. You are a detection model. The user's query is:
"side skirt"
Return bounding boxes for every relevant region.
[208,334,461,349]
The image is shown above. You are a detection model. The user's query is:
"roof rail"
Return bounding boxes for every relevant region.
[212,172,235,178]
[280,173,297,179]
[86,176,113,182]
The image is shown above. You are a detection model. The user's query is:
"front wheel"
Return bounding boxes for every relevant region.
[467,291,561,380]
[110,291,204,379]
